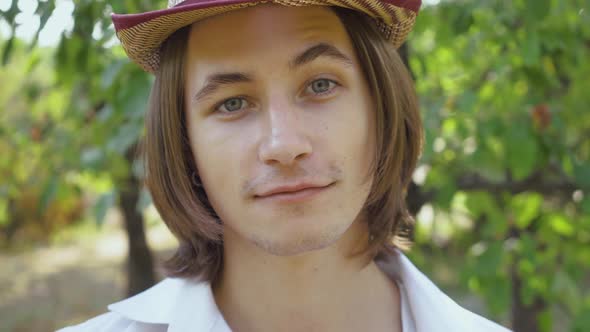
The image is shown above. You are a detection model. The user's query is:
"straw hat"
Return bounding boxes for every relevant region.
[111,0,422,73]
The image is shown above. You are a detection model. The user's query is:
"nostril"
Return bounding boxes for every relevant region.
[258,135,313,166]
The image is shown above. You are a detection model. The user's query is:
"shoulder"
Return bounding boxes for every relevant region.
[56,277,210,332]
[378,250,512,332]
[56,311,167,332]
[56,312,129,332]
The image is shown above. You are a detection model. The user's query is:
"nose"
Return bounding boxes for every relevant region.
[258,102,312,166]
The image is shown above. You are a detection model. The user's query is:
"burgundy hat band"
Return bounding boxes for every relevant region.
[111,0,421,73]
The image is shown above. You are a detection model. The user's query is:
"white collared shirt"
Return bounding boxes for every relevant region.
[57,251,512,332]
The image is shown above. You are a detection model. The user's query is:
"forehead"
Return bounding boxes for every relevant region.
[185,5,354,68]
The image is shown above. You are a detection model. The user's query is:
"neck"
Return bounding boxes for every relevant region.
[213,220,402,332]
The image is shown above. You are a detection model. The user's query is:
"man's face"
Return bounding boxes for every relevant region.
[184,5,375,256]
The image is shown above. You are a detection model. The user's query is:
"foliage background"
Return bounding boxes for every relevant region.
[0,0,588,331]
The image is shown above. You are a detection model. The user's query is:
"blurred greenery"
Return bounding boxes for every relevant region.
[0,0,589,331]
[407,1,590,331]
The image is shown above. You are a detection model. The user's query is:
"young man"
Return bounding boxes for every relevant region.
[60,1,512,331]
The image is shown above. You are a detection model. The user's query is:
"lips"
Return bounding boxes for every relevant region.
[254,182,334,203]
[255,183,327,197]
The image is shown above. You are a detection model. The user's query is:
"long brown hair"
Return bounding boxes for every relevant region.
[141,7,423,281]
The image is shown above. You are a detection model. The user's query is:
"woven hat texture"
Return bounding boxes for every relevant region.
[112,0,421,73]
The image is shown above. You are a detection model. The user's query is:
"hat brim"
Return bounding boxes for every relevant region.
[112,0,421,73]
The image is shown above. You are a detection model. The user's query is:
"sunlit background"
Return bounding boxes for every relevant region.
[1,0,589,331]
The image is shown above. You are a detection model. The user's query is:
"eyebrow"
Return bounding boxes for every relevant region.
[290,42,353,70]
[192,43,353,104]
[193,73,252,104]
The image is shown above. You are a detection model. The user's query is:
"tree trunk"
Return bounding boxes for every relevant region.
[119,144,156,296]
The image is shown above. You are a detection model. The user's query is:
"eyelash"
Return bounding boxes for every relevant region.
[305,78,340,97]
[212,78,341,115]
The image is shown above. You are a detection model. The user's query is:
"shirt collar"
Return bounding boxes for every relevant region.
[108,277,224,331]
[375,251,510,332]
[107,250,510,332]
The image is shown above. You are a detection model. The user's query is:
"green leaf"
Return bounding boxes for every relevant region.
[574,164,590,188]
[525,0,551,21]
[546,213,575,237]
[80,147,104,169]
[24,49,41,74]
[2,35,15,66]
[424,167,457,209]
[0,199,8,226]
[93,191,116,227]
[571,301,590,332]
[30,0,56,48]
[113,67,151,120]
[465,191,503,220]
[506,126,538,180]
[101,60,125,90]
[517,233,537,261]
[107,122,142,154]
[38,177,59,216]
[511,192,543,229]
[522,31,541,66]
[537,309,552,332]
[487,277,510,315]
[582,197,590,215]
[475,241,504,275]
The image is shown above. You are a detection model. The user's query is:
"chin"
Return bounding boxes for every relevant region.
[250,221,350,256]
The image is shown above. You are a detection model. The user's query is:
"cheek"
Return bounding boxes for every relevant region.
[325,91,374,173]
[189,122,253,211]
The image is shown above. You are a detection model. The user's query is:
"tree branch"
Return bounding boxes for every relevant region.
[406,170,581,217]
[455,171,579,196]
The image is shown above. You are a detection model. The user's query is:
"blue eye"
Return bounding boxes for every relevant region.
[307,78,338,95]
[216,97,247,113]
